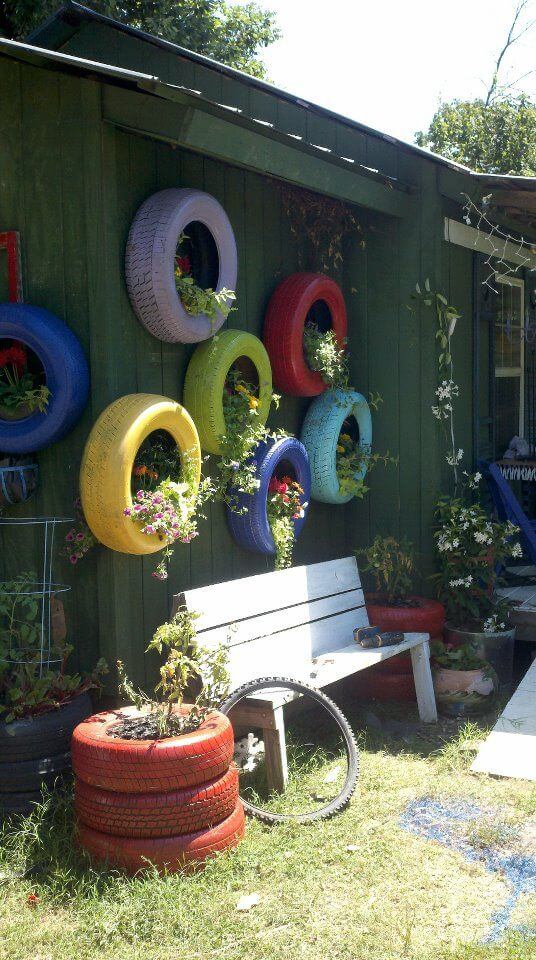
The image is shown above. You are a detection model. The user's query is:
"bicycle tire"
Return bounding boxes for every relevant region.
[219,676,359,825]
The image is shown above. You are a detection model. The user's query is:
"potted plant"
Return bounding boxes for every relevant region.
[267,473,306,569]
[303,321,349,389]
[174,237,235,329]
[0,572,106,816]
[72,607,244,874]
[355,536,445,701]
[434,476,521,689]
[0,340,50,420]
[125,431,214,580]
[431,639,499,717]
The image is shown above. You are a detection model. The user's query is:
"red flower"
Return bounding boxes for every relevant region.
[175,255,191,275]
[9,343,27,373]
[268,477,281,494]
[26,893,39,908]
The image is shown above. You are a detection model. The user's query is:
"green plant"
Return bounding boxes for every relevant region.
[431,639,488,672]
[0,341,50,414]
[266,475,305,570]
[336,404,397,500]
[132,431,182,491]
[303,323,348,388]
[358,535,416,603]
[174,242,235,326]
[216,368,283,511]
[434,475,521,628]
[62,498,97,567]
[126,453,215,580]
[116,606,230,739]
[0,572,107,721]
[279,183,365,273]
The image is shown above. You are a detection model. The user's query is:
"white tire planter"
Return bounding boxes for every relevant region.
[125,188,237,343]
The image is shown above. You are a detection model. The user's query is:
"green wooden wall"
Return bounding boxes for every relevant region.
[0,53,478,686]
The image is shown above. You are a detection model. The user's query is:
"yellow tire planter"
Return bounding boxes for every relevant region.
[183,330,273,455]
[80,394,201,555]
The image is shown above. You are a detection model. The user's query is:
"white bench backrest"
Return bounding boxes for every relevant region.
[172,557,369,688]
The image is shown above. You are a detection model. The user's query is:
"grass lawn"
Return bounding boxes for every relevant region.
[0,692,534,960]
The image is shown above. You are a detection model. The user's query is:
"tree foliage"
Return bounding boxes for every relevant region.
[0,1,280,78]
[415,95,536,176]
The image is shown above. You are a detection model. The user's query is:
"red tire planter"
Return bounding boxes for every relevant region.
[352,670,417,703]
[263,273,347,397]
[364,596,445,700]
[77,801,245,874]
[75,764,239,838]
[72,707,234,793]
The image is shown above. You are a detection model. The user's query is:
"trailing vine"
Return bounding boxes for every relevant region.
[279,183,365,273]
[303,323,349,388]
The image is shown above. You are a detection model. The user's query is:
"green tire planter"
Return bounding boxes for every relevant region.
[300,388,372,504]
[183,329,273,455]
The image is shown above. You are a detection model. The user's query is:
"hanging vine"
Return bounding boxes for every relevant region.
[461,192,535,293]
[278,183,365,273]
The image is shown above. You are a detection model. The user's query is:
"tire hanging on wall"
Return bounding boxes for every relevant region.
[300,389,372,505]
[125,188,238,343]
[263,273,347,397]
[77,801,245,874]
[72,707,235,793]
[79,394,201,555]
[227,436,311,555]
[0,303,89,453]
[183,329,273,454]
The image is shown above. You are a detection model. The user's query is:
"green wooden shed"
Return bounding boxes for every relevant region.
[1,1,535,685]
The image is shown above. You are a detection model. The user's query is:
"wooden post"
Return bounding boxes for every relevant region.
[228,698,289,794]
[411,639,438,723]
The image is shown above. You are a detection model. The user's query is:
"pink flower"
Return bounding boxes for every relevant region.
[69,554,78,564]
[76,532,84,541]
[65,531,75,542]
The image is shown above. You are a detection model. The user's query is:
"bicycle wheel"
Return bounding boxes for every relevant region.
[219,676,359,825]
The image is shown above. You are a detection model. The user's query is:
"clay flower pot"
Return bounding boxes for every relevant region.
[433,664,499,717]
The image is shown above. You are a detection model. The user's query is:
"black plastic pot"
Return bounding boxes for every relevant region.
[0,691,92,816]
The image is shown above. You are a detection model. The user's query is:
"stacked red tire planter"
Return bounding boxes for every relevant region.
[72,706,244,873]
[354,598,445,702]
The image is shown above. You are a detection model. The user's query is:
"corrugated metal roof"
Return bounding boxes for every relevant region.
[24,1,492,178]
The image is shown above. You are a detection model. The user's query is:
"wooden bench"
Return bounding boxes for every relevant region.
[172,556,437,791]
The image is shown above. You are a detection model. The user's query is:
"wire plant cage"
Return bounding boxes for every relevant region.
[0,517,72,677]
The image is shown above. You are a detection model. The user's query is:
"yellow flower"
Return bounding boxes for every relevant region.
[336,444,345,453]
[235,384,247,394]
[249,397,259,409]
[339,434,352,442]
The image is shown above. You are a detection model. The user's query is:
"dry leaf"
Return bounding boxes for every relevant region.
[236,893,260,912]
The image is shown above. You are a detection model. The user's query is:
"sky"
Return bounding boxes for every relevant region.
[236,0,536,144]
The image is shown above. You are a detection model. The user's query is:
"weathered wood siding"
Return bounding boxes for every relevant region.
[0,53,477,684]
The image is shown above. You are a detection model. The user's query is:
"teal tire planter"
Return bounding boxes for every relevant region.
[300,389,372,505]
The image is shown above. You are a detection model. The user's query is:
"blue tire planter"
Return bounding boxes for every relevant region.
[227,436,311,556]
[301,388,372,505]
[0,304,89,453]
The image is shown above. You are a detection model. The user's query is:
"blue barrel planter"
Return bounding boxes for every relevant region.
[301,388,372,504]
[0,457,39,507]
[227,436,311,556]
[0,303,89,454]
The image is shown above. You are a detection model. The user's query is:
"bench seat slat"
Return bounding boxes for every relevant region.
[175,557,362,632]
[195,588,366,650]
[228,633,430,698]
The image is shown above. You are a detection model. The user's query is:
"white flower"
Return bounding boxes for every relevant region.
[511,543,523,558]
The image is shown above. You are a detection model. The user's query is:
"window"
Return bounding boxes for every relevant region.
[493,275,525,456]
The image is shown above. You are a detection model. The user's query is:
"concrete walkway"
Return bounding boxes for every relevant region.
[471,659,536,781]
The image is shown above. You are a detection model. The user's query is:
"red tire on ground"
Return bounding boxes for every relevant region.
[72,707,234,793]
[263,273,347,397]
[75,764,239,838]
[352,670,417,703]
[77,801,245,874]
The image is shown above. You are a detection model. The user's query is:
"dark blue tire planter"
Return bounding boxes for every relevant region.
[0,304,89,453]
[227,437,311,556]
[0,458,38,506]
[301,388,372,505]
